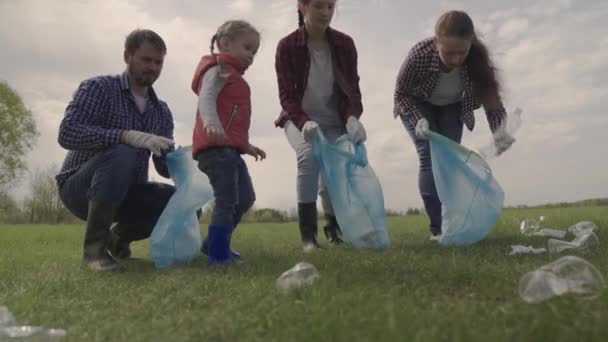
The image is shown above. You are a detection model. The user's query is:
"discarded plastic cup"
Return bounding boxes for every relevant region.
[519,256,606,303]
[276,262,320,293]
[547,231,600,254]
[568,221,598,237]
[509,245,546,255]
[0,326,66,341]
[520,218,540,236]
[479,108,522,159]
[0,307,16,327]
[0,307,66,340]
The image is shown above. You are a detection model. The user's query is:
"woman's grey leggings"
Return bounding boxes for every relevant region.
[284,121,346,215]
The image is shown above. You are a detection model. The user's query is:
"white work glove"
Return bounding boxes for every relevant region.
[302,121,319,142]
[121,130,174,157]
[415,118,430,139]
[493,127,516,155]
[346,116,366,143]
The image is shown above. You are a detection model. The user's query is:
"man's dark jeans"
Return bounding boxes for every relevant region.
[58,144,175,242]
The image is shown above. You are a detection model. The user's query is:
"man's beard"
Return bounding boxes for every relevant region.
[135,73,158,87]
[128,65,159,87]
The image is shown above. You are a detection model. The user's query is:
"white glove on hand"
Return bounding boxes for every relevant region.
[415,118,430,139]
[121,130,174,157]
[302,121,319,142]
[346,116,366,143]
[493,127,516,155]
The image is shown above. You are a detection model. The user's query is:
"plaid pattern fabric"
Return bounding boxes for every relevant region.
[57,73,174,185]
[274,26,363,130]
[393,38,506,132]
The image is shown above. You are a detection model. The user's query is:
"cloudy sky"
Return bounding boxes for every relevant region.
[1,0,606,211]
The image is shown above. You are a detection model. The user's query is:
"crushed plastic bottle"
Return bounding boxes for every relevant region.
[509,245,547,255]
[568,221,598,237]
[533,228,566,239]
[548,231,600,254]
[0,326,67,340]
[0,326,46,339]
[0,306,66,340]
[520,218,541,236]
[519,256,606,303]
[276,262,320,293]
[479,107,523,160]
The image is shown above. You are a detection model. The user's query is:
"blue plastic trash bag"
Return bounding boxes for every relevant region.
[427,131,505,246]
[150,146,214,268]
[312,132,390,250]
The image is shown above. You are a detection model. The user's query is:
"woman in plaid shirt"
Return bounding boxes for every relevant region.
[275,0,365,252]
[393,10,516,241]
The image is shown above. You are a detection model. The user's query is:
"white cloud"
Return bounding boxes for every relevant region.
[496,4,608,118]
[525,120,579,146]
[496,17,529,41]
[526,0,572,16]
[228,0,254,13]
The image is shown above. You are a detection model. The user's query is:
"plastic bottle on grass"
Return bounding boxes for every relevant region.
[276,262,320,293]
[519,256,606,303]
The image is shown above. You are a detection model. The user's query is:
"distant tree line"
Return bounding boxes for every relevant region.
[505,198,608,210]
[0,167,428,225]
[3,170,605,226]
[0,165,81,224]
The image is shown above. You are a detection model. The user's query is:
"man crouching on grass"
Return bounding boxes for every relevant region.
[55,29,178,272]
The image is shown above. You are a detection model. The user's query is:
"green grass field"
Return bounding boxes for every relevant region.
[1,206,607,341]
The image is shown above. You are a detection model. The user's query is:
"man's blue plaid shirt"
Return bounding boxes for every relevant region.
[56,73,174,185]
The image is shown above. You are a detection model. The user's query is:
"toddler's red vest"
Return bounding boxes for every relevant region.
[192,53,251,157]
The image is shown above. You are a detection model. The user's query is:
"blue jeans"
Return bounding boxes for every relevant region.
[401,102,464,235]
[58,144,176,242]
[196,147,255,227]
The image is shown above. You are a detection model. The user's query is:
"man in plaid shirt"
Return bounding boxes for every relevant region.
[56,29,177,271]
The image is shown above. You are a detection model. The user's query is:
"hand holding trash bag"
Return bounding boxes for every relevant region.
[415,118,430,139]
[121,130,175,156]
[346,116,366,143]
[302,120,320,142]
